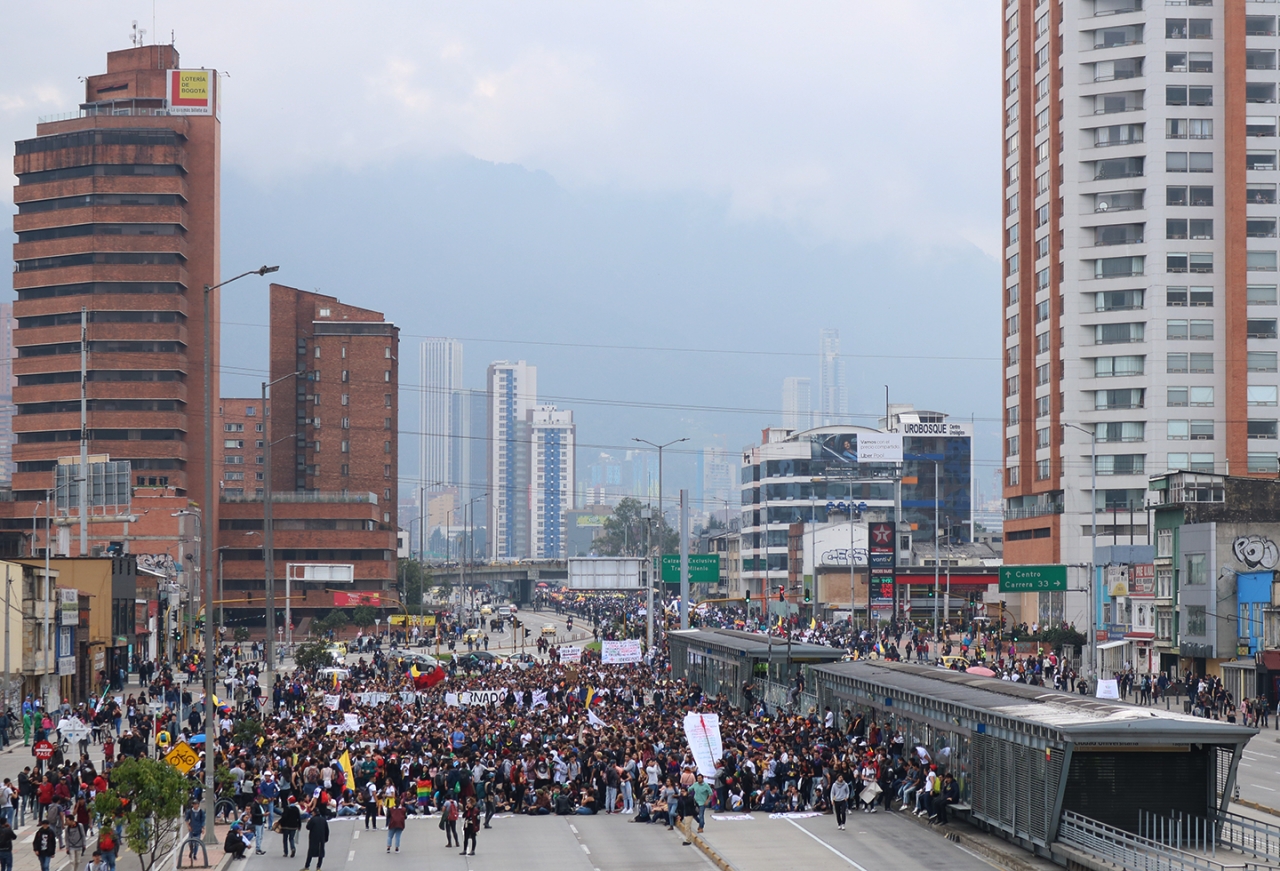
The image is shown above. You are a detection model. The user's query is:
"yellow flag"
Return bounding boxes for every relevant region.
[809,618,816,630]
[339,750,356,791]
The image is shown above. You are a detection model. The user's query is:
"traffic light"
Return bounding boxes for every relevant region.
[803,586,811,604]
[777,589,784,603]
[524,627,531,638]
[743,595,750,608]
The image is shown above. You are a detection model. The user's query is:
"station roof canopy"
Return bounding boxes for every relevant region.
[814,661,1256,746]
[669,629,846,663]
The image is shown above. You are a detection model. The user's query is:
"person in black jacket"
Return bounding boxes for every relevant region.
[0,816,17,871]
[302,812,328,870]
[33,819,57,871]
[930,772,960,825]
[278,798,301,858]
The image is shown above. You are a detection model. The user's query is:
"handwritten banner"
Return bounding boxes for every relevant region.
[601,639,642,665]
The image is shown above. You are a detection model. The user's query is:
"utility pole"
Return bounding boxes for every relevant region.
[202,265,277,845]
[1064,422,1099,685]
[679,489,689,630]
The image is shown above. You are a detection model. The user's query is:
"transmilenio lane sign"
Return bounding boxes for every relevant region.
[999,565,1067,593]
[658,554,721,583]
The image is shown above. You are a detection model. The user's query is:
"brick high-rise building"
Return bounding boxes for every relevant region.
[0,304,15,488]
[10,45,220,513]
[268,284,399,524]
[217,397,264,500]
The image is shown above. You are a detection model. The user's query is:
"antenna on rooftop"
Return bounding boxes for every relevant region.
[130,21,147,47]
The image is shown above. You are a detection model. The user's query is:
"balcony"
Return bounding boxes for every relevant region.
[1004,503,1065,521]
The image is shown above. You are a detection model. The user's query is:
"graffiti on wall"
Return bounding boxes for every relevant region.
[1233,535,1280,570]
[820,548,868,567]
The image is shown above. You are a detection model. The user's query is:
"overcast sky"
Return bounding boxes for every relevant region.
[1,1,1004,508]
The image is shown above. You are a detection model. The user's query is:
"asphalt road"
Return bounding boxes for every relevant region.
[1236,730,1280,808]
[242,812,712,871]
[240,805,1005,871]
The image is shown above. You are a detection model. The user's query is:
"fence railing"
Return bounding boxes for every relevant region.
[757,678,817,715]
[1059,810,1278,871]
[1140,808,1280,865]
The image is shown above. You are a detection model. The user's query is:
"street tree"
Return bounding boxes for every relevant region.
[91,757,190,871]
[351,604,377,629]
[594,497,677,556]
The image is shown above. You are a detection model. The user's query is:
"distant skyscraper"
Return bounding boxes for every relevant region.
[781,377,813,430]
[449,388,489,526]
[529,406,575,558]
[487,361,537,559]
[420,338,463,490]
[700,446,735,524]
[819,328,848,426]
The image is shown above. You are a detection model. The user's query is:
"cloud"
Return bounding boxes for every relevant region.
[0,1,1002,252]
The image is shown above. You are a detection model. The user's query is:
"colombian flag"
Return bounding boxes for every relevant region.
[583,687,602,708]
[338,750,356,792]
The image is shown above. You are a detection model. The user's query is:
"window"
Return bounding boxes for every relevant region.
[1167,19,1189,39]
[1190,253,1213,273]
[1007,466,1020,486]
[1248,319,1279,338]
[1169,253,1188,273]
[1249,352,1278,372]
[1191,320,1213,339]
[1168,419,1189,440]
[1168,452,1189,470]
[1250,252,1279,272]
[226,455,244,465]
[1095,322,1144,344]
[1036,459,1051,480]
[1007,374,1020,396]
[384,464,392,477]
[1169,386,1189,407]
[1096,421,1145,442]
[1190,352,1214,373]
[1167,86,1187,107]
[1157,607,1173,640]
[341,440,350,453]
[1037,331,1051,353]
[385,394,393,408]
[223,423,244,433]
[1189,52,1212,73]
[1249,151,1278,171]
[1249,419,1279,440]
[224,470,243,481]
[1185,605,1207,636]
[1036,396,1051,418]
[1249,385,1280,406]
[1167,52,1187,73]
[1036,427,1051,449]
[1157,528,1173,559]
[1190,386,1214,406]
[341,417,350,429]
[1190,419,1214,440]
[1168,353,1188,373]
[1095,454,1145,475]
[341,394,349,406]
[1167,218,1187,239]
[1008,314,1020,336]
[1168,152,1188,172]
[1250,183,1278,204]
[384,440,392,454]
[1250,285,1279,305]
[1096,388,1144,409]
[1250,219,1278,239]
[1096,355,1144,376]
[223,439,244,449]
[1036,300,1050,323]
[1008,404,1020,426]
[341,370,349,383]
[1250,452,1279,473]
[1097,289,1143,311]
[1036,363,1051,385]
[1189,119,1213,140]
[341,464,349,477]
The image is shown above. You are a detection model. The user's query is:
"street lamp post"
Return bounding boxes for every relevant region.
[262,370,303,712]
[202,264,277,844]
[633,437,688,644]
[1063,422,1099,686]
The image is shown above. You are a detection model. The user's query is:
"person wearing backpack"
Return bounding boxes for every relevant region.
[33,819,57,871]
[441,796,459,849]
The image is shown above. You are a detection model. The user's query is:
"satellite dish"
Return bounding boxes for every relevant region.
[1098,201,1109,212]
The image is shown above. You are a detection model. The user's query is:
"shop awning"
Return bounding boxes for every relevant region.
[1098,639,1132,651]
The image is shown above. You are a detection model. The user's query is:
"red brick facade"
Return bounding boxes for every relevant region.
[10,46,220,518]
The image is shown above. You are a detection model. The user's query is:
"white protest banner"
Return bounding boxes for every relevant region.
[531,690,548,708]
[444,693,461,707]
[342,713,361,732]
[1095,679,1120,700]
[455,689,510,707]
[682,711,723,779]
[323,694,341,711]
[399,692,418,704]
[600,639,642,665]
[559,646,583,663]
[356,692,391,706]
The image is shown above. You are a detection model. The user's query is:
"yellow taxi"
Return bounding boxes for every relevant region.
[480,605,493,616]
[462,627,483,643]
[938,655,971,671]
[540,623,557,637]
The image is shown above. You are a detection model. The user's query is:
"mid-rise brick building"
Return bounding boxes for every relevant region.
[216,286,399,630]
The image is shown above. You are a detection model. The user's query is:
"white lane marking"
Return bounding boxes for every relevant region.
[352,830,359,839]
[569,824,578,835]
[1255,785,1277,792]
[783,818,871,871]
[1247,750,1277,759]
[347,850,356,861]
[580,844,591,854]
[1241,763,1254,768]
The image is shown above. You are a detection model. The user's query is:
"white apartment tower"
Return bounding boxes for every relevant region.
[487,361,537,559]
[819,328,848,425]
[420,338,463,491]
[1002,0,1280,618]
[782,377,814,430]
[529,406,576,558]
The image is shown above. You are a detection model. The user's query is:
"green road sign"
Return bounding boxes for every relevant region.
[658,554,721,583]
[999,564,1067,593]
